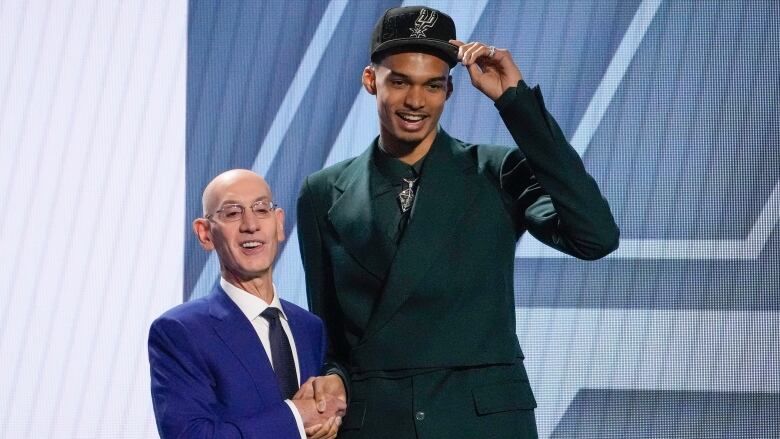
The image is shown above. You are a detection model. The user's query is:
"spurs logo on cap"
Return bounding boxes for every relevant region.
[409,8,438,38]
[370,6,458,67]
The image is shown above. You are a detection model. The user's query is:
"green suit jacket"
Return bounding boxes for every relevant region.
[297,82,619,438]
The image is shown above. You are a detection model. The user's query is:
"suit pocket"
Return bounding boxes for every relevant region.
[341,400,366,430]
[472,380,537,415]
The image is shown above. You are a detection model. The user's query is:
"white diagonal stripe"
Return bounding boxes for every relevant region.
[745,182,780,257]
[569,0,663,157]
[516,181,778,260]
[192,0,349,300]
[516,306,780,438]
[515,0,778,260]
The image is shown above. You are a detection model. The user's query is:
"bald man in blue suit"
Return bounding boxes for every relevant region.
[149,170,346,439]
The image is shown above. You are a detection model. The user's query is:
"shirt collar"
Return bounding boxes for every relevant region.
[373,138,428,182]
[220,277,287,322]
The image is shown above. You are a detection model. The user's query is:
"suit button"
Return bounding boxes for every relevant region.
[415,411,425,421]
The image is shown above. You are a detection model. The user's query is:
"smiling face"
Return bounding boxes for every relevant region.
[193,170,285,284]
[364,52,452,158]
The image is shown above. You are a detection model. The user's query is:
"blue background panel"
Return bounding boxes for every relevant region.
[185,1,779,437]
[552,389,780,438]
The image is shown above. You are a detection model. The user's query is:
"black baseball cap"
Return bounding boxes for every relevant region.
[370,6,459,67]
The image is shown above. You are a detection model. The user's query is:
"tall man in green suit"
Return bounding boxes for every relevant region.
[295,6,619,438]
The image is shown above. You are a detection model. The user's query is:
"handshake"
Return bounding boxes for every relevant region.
[292,375,347,439]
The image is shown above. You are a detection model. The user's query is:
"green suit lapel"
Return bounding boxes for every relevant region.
[362,130,480,341]
[327,140,398,281]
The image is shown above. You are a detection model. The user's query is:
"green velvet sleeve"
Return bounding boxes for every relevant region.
[495,81,620,260]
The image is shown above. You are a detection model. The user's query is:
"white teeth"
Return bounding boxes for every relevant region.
[241,242,261,248]
[399,114,424,122]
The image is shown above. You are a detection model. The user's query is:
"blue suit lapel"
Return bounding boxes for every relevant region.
[208,285,282,399]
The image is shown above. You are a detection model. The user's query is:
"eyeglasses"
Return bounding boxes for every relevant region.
[205,200,279,222]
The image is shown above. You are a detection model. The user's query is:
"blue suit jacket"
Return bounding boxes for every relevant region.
[148,285,326,439]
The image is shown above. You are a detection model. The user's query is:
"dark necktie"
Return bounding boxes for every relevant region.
[260,307,298,399]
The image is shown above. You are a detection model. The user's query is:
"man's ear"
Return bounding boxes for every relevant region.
[275,208,286,242]
[362,65,377,95]
[193,218,215,251]
[446,74,454,100]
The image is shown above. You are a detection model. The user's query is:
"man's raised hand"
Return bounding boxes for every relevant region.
[450,39,523,101]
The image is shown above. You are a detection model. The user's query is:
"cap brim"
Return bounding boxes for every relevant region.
[372,39,459,67]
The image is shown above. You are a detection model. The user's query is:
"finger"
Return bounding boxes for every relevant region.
[330,376,348,401]
[307,418,332,439]
[471,45,494,66]
[493,48,516,67]
[465,62,484,84]
[313,379,328,412]
[315,417,335,439]
[293,386,309,400]
[334,401,347,417]
[321,418,339,439]
[452,40,477,62]
[325,420,340,439]
[462,42,482,63]
[449,39,466,60]
[293,377,316,400]
[305,424,322,437]
[463,44,488,66]
[461,42,482,62]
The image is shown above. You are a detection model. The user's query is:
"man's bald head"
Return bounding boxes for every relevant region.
[201,169,272,217]
[193,169,285,287]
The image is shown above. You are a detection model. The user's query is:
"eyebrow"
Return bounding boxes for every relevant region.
[219,196,270,206]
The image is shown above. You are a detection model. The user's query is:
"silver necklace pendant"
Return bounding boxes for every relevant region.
[398,177,418,213]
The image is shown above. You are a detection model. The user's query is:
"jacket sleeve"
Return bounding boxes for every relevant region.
[496,80,620,260]
[148,317,301,439]
[296,176,351,399]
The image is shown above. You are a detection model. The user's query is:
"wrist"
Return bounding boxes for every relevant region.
[494,80,532,110]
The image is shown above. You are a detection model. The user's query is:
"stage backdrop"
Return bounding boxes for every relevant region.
[185,1,779,437]
[1,0,777,438]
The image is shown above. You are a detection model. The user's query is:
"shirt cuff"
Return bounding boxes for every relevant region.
[284,399,306,439]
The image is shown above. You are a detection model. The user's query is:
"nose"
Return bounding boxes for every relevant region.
[239,210,260,233]
[404,85,424,110]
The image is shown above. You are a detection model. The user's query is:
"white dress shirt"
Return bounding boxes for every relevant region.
[221,278,306,438]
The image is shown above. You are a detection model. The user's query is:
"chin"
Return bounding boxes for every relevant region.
[233,262,272,278]
[395,129,433,144]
